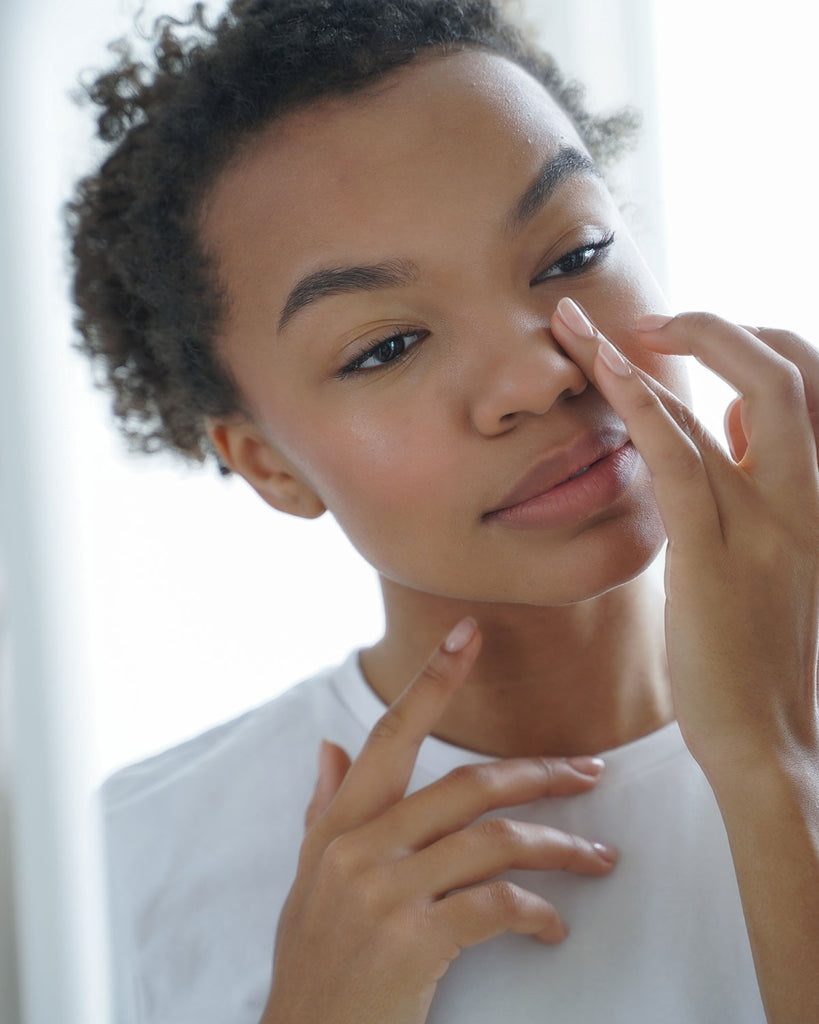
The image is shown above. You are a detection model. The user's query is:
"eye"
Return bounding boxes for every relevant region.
[338,330,427,377]
[531,231,615,285]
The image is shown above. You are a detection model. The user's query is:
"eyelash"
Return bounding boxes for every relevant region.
[529,230,616,285]
[337,231,616,378]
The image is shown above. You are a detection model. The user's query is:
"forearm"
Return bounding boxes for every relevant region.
[711,752,819,1024]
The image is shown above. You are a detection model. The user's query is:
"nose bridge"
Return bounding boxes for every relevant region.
[460,302,589,434]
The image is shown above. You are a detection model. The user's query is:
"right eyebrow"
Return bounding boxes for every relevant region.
[278,257,419,332]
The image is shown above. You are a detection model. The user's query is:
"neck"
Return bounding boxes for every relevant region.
[359,567,673,758]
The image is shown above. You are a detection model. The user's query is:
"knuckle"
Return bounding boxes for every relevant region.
[415,656,452,693]
[479,816,521,849]
[485,880,527,918]
[676,310,723,335]
[630,384,662,418]
[769,361,806,407]
[320,833,363,881]
[446,762,498,801]
[446,762,481,787]
[368,707,404,744]
[561,831,588,870]
[668,441,705,484]
[534,757,559,784]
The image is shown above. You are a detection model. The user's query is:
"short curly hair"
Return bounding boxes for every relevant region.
[66,0,639,468]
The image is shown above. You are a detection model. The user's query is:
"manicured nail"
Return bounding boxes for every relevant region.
[597,338,631,377]
[593,842,619,864]
[636,313,674,331]
[443,617,478,653]
[567,755,606,776]
[556,297,596,338]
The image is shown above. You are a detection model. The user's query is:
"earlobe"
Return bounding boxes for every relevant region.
[207,418,326,520]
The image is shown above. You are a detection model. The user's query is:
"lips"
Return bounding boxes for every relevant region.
[485,427,631,518]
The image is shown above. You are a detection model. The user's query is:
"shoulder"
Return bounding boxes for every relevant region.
[101,656,356,821]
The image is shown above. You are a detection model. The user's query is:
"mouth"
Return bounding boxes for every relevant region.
[483,428,639,529]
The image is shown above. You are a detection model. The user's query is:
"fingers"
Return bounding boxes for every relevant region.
[635,312,818,493]
[315,618,482,838]
[431,880,569,946]
[550,298,724,548]
[412,816,617,897]
[364,754,606,853]
[304,740,352,831]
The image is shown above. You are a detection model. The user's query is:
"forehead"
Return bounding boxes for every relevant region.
[201,49,588,321]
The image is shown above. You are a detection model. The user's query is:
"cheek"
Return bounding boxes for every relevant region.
[295,407,463,547]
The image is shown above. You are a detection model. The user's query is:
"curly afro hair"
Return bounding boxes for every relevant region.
[66,0,639,469]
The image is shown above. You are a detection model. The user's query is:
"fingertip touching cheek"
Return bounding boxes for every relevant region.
[203,48,688,606]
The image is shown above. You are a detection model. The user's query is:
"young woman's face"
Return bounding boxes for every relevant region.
[203,49,690,606]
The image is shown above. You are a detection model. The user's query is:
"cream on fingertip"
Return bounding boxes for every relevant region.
[443,617,478,653]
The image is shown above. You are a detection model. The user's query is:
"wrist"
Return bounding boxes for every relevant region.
[704,742,819,824]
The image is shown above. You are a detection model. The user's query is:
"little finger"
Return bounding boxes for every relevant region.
[432,880,569,946]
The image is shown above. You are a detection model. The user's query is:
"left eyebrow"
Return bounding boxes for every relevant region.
[507,147,601,233]
[278,258,419,332]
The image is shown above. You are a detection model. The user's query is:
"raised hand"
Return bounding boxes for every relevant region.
[550,300,819,779]
[551,298,819,1024]
[260,618,618,1024]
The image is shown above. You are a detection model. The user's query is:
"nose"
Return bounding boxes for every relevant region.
[467,318,589,436]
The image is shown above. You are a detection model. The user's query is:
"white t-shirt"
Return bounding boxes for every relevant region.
[102,651,767,1023]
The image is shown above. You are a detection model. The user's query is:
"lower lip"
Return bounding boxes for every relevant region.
[487,442,642,530]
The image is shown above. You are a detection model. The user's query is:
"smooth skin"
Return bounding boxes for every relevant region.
[263,622,617,1024]
[201,48,819,1024]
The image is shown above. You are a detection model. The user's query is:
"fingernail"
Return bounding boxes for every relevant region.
[443,617,477,653]
[597,338,631,377]
[567,755,606,777]
[593,842,619,865]
[556,297,596,338]
[636,313,674,331]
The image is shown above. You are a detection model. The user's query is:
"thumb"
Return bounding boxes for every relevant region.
[304,739,352,831]
[723,396,748,462]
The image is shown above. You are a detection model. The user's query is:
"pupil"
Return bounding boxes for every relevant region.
[376,337,405,362]
[563,248,591,272]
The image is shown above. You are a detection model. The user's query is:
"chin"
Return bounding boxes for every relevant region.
[471,507,667,607]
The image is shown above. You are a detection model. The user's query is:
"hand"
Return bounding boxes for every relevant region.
[260,618,618,1024]
[550,299,819,781]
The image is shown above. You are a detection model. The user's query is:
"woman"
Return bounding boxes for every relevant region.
[68,1,819,1021]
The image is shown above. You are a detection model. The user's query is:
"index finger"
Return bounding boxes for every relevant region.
[322,617,482,833]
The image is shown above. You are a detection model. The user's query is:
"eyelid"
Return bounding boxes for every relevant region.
[530,230,615,286]
[337,328,427,378]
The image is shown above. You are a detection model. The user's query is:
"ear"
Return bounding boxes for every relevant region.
[207,417,326,520]
[723,396,748,463]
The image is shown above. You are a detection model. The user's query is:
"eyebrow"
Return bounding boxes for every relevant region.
[277,146,599,331]
[507,146,601,232]
[278,258,419,331]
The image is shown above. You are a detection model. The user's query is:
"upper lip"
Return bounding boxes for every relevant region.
[484,427,631,517]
